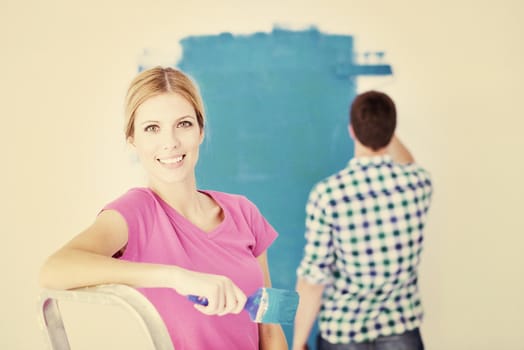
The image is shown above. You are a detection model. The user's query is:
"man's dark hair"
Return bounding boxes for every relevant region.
[350,90,397,151]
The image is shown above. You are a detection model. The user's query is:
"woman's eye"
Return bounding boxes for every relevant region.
[144,125,159,132]
[178,120,193,128]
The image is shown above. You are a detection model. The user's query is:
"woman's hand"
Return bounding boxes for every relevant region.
[173,268,247,316]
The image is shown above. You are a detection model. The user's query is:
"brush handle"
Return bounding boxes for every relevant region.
[187,293,257,315]
[187,295,209,306]
[187,294,254,309]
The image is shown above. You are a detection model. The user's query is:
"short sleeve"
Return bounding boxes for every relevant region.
[407,164,433,210]
[296,182,335,285]
[242,197,278,257]
[102,188,155,260]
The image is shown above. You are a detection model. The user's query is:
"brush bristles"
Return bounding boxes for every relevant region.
[257,288,299,324]
[253,288,269,322]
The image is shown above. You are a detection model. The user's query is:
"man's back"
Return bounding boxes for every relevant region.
[293,91,431,350]
[297,155,432,344]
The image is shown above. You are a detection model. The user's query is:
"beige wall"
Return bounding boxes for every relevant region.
[2,0,523,348]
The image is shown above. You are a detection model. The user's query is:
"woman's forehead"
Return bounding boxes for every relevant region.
[135,93,195,121]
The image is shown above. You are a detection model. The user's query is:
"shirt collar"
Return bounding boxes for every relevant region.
[348,154,393,167]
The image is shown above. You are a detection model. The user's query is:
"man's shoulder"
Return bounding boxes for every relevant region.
[397,162,432,180]
[310,167,353,197]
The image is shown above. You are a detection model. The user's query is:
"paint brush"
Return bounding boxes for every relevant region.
[187,287,299,324]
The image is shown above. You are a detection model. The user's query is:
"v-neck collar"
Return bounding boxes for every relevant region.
[147,188,228,238]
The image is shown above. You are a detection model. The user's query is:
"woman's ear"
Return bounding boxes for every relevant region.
[199,129,205,145]
[126,136,139,163]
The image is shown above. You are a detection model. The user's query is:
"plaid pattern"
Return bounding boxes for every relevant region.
[297,155,432,344]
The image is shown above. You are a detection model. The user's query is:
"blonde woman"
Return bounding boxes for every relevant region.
[40,66,288,350]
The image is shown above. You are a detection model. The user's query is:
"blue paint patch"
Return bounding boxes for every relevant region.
[149,26,392,346]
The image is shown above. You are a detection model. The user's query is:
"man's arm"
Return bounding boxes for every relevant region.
[292,278,324,350]
[293,184,333,349]
[388,135,415,164]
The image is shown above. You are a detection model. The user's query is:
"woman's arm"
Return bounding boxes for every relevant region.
[257,252,288,350]
[39,210,246,316]
[39,209,169,289]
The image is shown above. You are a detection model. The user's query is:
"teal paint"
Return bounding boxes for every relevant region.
[158,27,391,347]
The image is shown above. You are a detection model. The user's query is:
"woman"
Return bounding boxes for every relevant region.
[39,66,288,349]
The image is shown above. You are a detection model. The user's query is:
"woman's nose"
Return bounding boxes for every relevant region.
[162,130,181,150]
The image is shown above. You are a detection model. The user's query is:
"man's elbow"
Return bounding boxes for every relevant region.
[296,277,325,295]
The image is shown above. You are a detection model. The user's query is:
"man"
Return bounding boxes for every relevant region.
[293,91,433,350]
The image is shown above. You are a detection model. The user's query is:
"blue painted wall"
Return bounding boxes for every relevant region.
[175,27,392,347]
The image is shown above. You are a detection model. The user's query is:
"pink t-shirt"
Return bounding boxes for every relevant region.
[103,188,278,349]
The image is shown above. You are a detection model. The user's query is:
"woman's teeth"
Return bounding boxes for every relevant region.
[158,155,184,164]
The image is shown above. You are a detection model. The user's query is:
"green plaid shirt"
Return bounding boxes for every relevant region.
[297,155,432,343]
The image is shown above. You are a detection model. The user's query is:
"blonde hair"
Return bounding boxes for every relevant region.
[124,66,205,138]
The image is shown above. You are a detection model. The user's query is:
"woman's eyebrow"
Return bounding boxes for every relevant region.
[139,115,194,125]
[140,120,159,125]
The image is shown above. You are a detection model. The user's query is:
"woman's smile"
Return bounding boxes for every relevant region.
[156,154,186,169]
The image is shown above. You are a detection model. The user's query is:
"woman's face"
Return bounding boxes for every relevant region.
[129,93,204,187]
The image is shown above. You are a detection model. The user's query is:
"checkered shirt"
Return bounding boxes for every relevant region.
[297,155,432,344]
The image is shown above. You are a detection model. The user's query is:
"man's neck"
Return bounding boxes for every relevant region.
[353,143,388,158]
